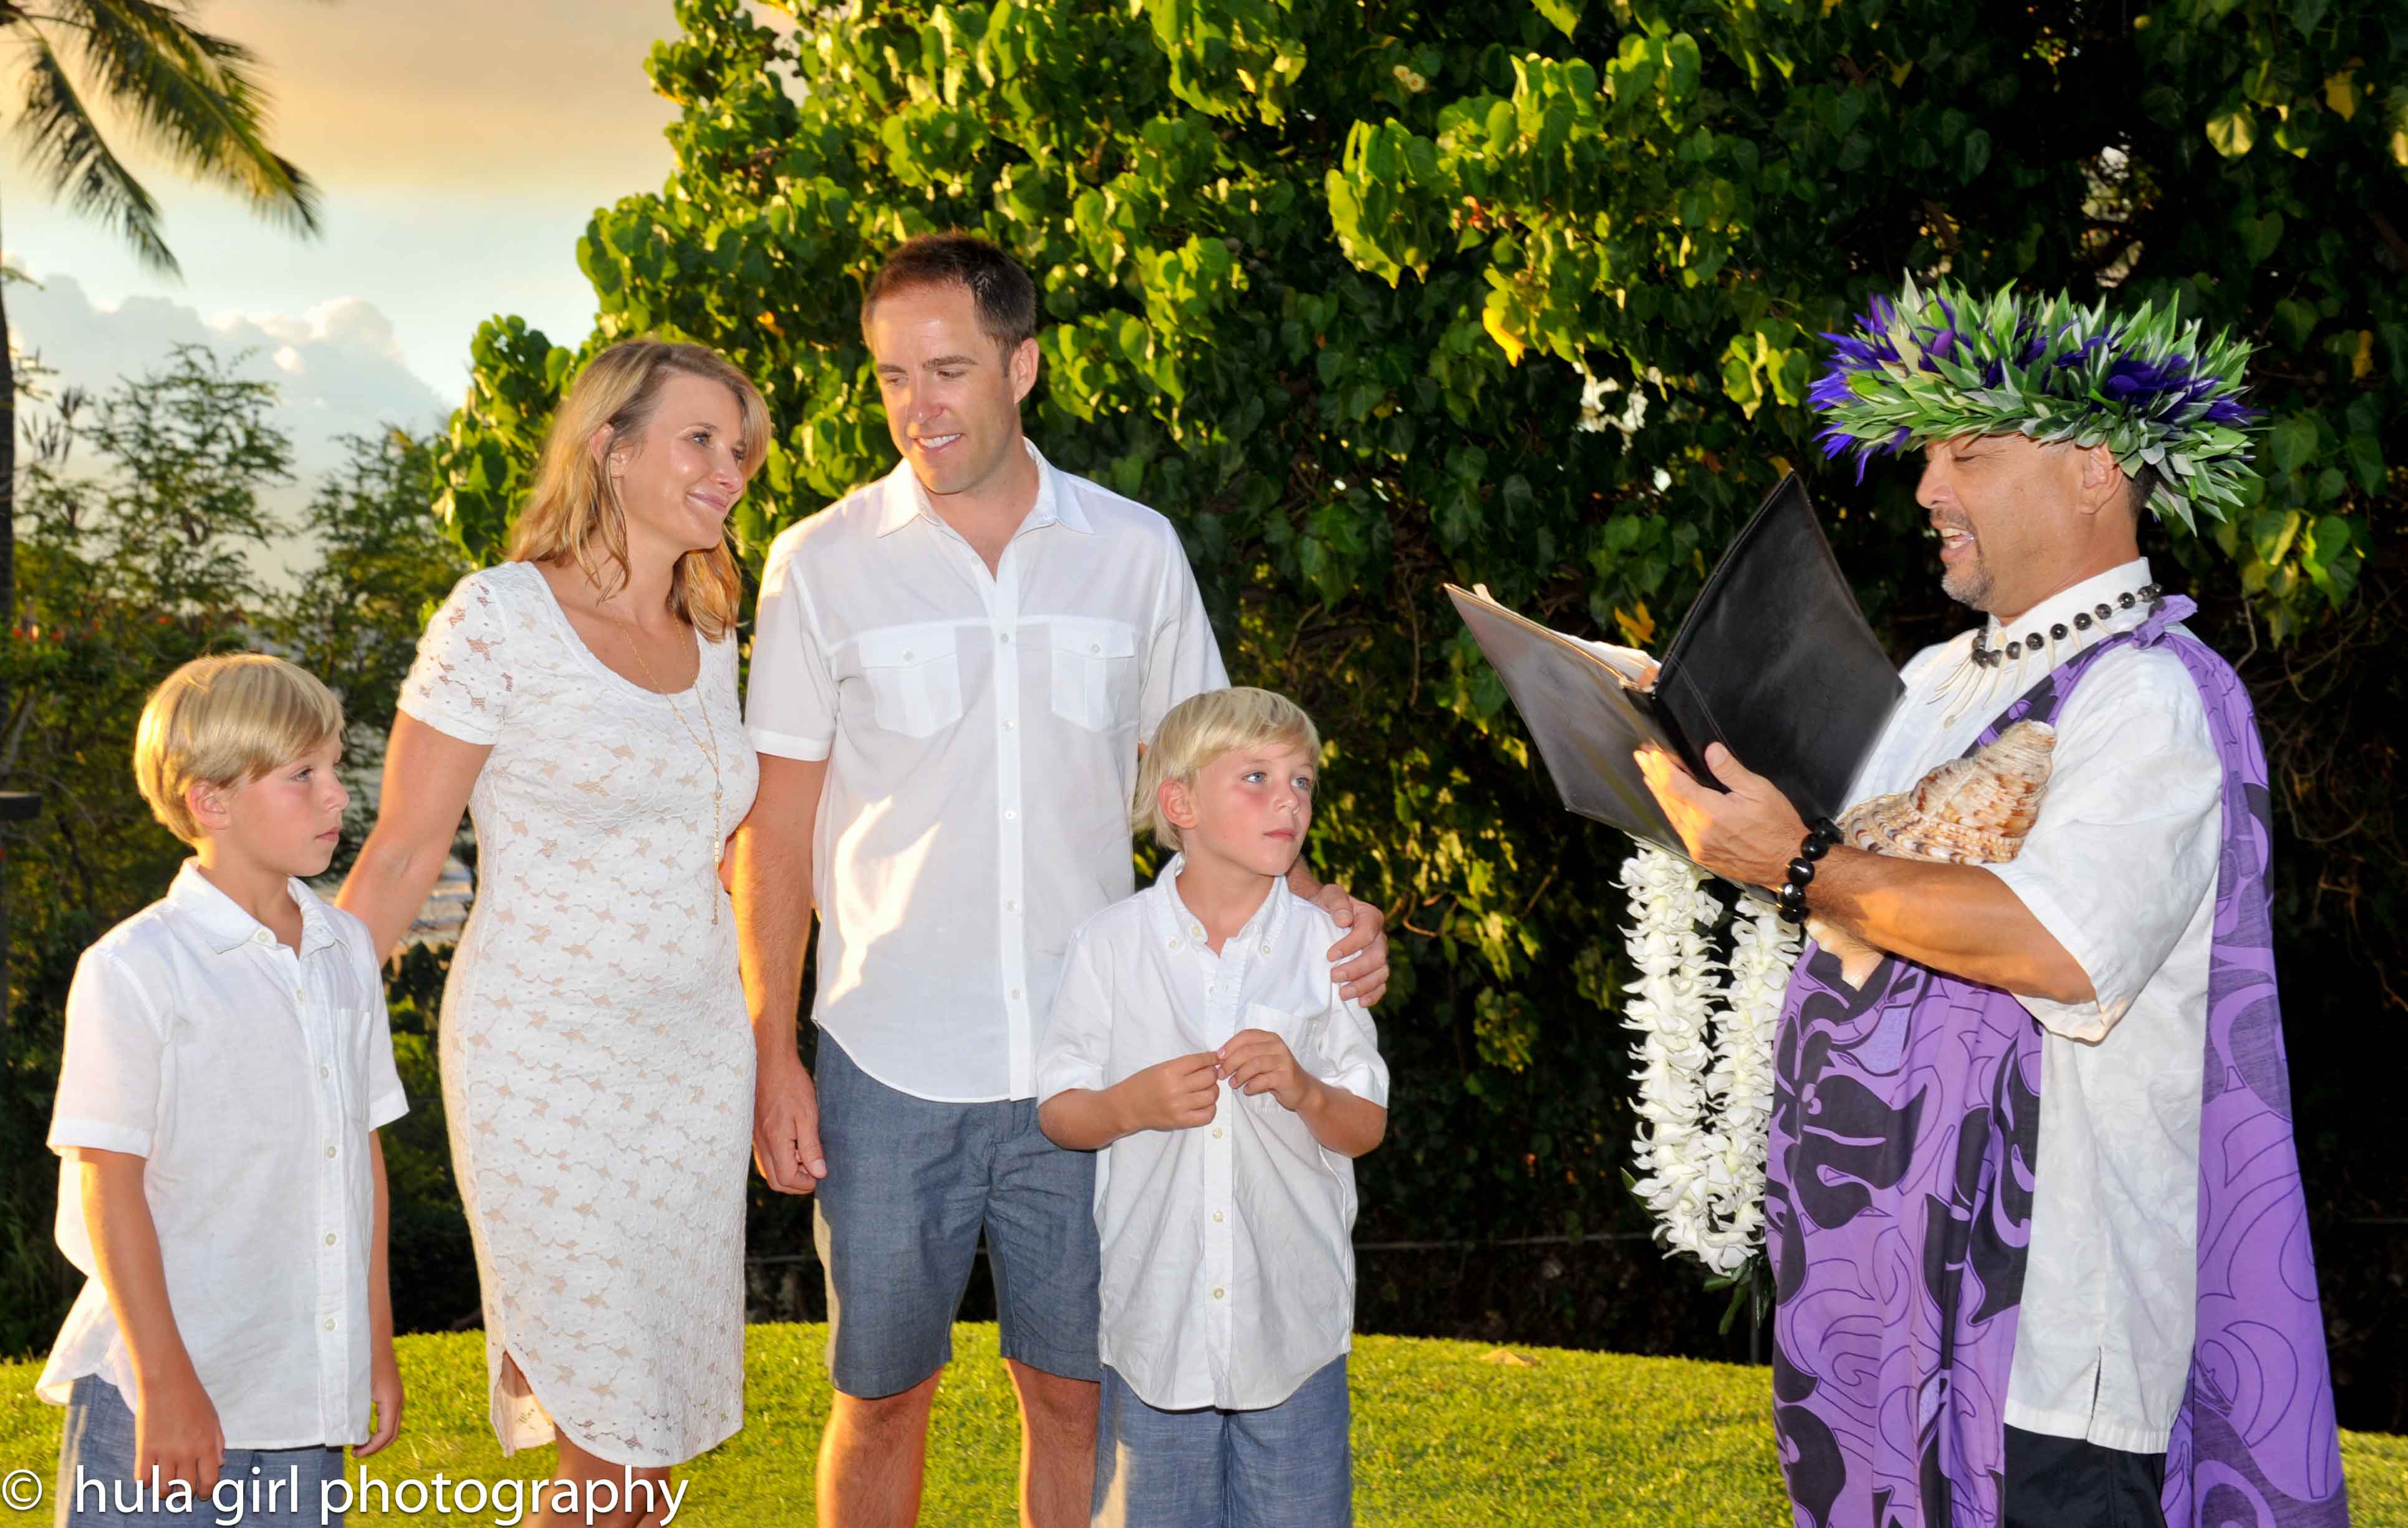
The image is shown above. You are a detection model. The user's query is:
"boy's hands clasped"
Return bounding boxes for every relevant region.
[1117,1053,1223,1133]
[1116,1030,1312,1136]
[1217,1029,1312,1111]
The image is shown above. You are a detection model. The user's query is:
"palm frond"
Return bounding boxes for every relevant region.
[48,0,322,236]
[8,32,180,273]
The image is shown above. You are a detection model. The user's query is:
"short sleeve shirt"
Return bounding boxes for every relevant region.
[1035,859,1389,1411]
[1844,558,2222,1454]
[746,443,1227,1101]
[38,865,407,1449]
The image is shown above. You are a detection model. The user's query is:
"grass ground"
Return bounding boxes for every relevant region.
[2,1324,2401,1524]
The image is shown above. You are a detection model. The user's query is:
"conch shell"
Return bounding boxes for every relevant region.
[1836,721,2057,863]
[1809,721,2058,986]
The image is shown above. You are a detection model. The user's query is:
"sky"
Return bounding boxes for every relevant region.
[4,1,781,491]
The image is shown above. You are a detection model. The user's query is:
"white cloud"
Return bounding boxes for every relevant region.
[7,269,448,481]
[7,269,453,586]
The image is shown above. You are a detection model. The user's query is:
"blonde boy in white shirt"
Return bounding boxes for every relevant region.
[40,655,407,1526]
[1038,688,1388,1528]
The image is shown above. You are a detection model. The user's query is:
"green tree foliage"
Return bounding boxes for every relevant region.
[431,0,2405,1383]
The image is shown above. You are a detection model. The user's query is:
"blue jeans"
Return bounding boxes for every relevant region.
[1091,1357,1352,1528]
[54,1374,346,1527]
[811,1032,1102,1397]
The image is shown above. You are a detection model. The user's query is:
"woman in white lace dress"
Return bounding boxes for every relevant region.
[341,341,766,1522]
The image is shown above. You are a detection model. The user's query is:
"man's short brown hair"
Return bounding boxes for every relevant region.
[860,233,1039,357]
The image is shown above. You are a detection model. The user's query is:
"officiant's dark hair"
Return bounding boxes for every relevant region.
[862,233,1039,358]
[2124,463,2161,524]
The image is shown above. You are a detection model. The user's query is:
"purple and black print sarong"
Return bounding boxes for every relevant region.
[1766,597,2347,1528]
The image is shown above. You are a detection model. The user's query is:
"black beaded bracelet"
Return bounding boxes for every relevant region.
[1775,818,1843,924]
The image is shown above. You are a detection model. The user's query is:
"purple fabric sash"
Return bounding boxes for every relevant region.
[1765,597,2346,1528]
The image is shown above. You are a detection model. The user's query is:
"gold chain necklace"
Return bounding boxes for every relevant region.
[617,612,727,925]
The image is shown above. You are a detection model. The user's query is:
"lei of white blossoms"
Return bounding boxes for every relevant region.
[1614,843,1803,1276]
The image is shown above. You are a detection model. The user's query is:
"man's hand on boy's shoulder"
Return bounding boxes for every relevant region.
[1310,884,1390,1007]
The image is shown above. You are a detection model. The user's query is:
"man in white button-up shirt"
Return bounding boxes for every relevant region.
[41,655,408,1523]
[734,235,1390,1528]
[1639,279,2343,1528]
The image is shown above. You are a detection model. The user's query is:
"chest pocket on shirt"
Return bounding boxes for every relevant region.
[1046,617,1138,733]
[854,622,965,738]
[1242,1000,1323,1057]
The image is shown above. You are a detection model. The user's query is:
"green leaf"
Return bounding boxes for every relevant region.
[1959,128,1991,183]
[2344,431,2384,495]
[2240,211,2285,264]
[2289,0,2330,36]
[2268,415,2320,475]
[1529,0,1584,38]
[2270,298,2319,352]
[2207,109,2257,158]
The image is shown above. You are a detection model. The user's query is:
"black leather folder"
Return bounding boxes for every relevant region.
[1447,473,1903,854]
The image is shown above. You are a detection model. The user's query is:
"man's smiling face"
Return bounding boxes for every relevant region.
[1915,433,2088,616]
[863,279,1038,501]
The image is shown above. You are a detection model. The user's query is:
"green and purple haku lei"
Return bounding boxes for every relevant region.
[1810,276,2262,533]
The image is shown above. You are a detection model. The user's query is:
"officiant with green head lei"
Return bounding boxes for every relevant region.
[1635,281,2345,1528]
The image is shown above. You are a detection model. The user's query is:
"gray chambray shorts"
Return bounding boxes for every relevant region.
[54,1373,348,1527]
[811,1032,1102,1398]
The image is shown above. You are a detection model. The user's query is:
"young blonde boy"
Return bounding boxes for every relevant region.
[1037,687,1388,1528]
[39,654,407,1526]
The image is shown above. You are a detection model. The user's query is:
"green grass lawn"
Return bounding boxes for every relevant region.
[2,1324,2402,1524]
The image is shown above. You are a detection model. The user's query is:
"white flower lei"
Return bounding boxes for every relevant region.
[1614,844,1802,1277]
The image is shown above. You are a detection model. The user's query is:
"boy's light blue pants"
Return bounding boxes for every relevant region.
[1091,1355,1351,1528]
[54,1374,345,1527]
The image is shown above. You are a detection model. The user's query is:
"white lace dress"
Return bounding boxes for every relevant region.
[398,561,760,1467]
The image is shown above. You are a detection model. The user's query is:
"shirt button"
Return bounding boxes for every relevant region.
[902,650,915,661]
[1212,1287,1226,1300]
[325,1145,337,1159]
[1211,1126,1224,1139]
[1168,939,1181,950]
[1260,944,1273,956]
[1213,1210,1225,1223]
[999,632,1013,644]
[1006,900,1020,914]
[324,1318,335,1332]
[253,929,272,945]
[1004,719,1016,731]
[320,1066,330,1080]
[324,1233,337,1246]
[1089,642,1102,654]
[1009,989,1022,1002]
[1004,808,1017,821]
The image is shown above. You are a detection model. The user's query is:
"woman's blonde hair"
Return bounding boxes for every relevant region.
[508,339,771,641]
[134,654,344,845]
[1134,687,1321,851]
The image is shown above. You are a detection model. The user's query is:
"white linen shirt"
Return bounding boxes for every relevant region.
[1842,558,2221,1454]
[1035,859,1390,1412]
[39,863,408,1449]
[746,443,1226,1101]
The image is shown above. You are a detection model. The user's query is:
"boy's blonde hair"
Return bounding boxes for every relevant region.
[134,654,344,845]
[1134,687,1321,851]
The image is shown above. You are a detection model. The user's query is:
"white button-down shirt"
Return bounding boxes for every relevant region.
[1036,859,1390,1411]
[746,443,1226,1101]
[39,864,408,1449]
[1844,558,2220,1454]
